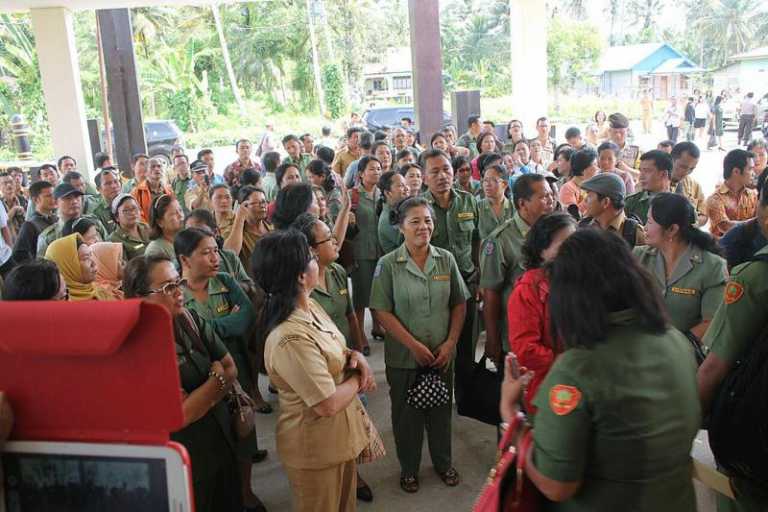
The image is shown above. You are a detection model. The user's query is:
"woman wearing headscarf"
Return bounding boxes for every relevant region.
[91,241,125,300]
[44,233,109,301]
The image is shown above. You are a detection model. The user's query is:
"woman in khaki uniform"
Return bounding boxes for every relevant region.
[369,196,470,493]
[254,229,375,512]
[634,193,727,342]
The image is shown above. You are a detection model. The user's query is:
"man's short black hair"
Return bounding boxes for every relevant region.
[197,148,214,160]
[57,155,76,168]
[483,120,495,128]
[29,180,53,199]
[657,140,674,149]
[262,151,282,174]
[40,163,58,173]
[671,141,701,160]
[346,127,364,139]
[235,138,251,150]
[94,168,119,190]
[421,149,451,168]
[132,153,149,164]
[374,130,388,142]
[396,148,415,161]
[512,174,546,210]
[316,146,335,166]
[321,126,332,136]
[94,152,111,168]
[565,126,581,139]
[723,149,755,180]
[62,171,84,184]
[401,117,413,124]
[467,115,481,128]
[639,150,674,178]
[282,134,300,145]
[359,131,374,151]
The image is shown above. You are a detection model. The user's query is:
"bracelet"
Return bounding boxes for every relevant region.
[208,369,226,391]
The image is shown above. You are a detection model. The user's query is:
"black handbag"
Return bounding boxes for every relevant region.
[406,368,450,410]
[456,355,502,425]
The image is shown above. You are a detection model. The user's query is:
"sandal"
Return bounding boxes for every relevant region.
[400,475,419,493]
[437,467,460,487]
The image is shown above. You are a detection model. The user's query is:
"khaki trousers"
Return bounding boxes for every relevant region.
[284,459,357,512]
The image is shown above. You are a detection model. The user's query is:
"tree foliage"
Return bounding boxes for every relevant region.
[547,17,603,93]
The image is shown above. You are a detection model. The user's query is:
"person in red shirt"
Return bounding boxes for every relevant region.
[507,211,576,413]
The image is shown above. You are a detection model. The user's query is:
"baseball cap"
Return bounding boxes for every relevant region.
[190,160,208,172]
[580,173,626,202]
[53,183,84,200]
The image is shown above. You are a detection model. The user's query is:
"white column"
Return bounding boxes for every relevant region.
[29,8,93,177]
[509,0,548,133]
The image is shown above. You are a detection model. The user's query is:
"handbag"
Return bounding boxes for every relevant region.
[356,408,386,464]
[406,368,450,410]
[474,412,542,512]
[457,355,503,426]
[228,379,257,439]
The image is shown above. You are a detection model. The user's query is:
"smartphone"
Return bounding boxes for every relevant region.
[1,441,193,512]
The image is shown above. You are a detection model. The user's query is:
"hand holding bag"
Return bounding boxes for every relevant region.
[457,355,503,425]
[474,412,542,512]
[406,368,450,410]
[229,379,257,440]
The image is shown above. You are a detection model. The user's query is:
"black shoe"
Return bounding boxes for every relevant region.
[252,449,268,463]
[356,482,374,502]
[362,346,371,356]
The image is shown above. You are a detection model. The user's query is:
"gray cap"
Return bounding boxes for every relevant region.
[580,172,626,201]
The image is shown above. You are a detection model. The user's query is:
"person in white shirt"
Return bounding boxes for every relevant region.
[694,97,710,142]
[738,92,757,146]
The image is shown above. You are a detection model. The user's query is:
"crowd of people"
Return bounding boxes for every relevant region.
[0,105,767,512]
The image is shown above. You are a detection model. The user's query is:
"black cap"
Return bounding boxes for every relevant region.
[53,183,84,200]
[608,113,629,129]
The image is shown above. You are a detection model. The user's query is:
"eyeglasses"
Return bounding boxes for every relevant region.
[145,278,185,297]
[313,234,337,246]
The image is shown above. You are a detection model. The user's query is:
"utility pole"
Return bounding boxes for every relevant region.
[306,0,327,116]
[211,3,246,117]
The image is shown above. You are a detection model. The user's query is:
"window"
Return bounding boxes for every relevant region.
[393,76,412,90]
[373,79,387,91]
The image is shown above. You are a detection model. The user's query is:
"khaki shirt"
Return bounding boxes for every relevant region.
[331,147,360,175]
[673,175,707,221]
[311,263,353,346]
[634,245,727,333]
[618,142,641,170]
[369,244,470,369]
[265,299,369,469]
[704,245,768,360]
[477,197,514,241]
[586,210,647,246]
[423,188,479,277]
[533,310,700,512]
[108,222,151,260]
[184,186,213,212]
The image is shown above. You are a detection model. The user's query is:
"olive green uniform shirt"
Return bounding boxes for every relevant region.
[634,245,727,333]
[532,310,701,512]
[479,213,529,346]
[87,196,117,235]
[352,187,380,261]
[310,263,353,346]
[423,188,479,277]
[183,273,257,389]
[625,190,662,225]
[37,215,107,257]
[283,153,313,181]
[370,244,470,369]
[477,197,514,241]
[378,203,403,255]
[108,223,151,261]
[172,176,193,215]
[704,245,768,361]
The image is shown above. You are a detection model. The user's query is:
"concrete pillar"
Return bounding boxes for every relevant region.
[29,8,93,177]
[408,0,443,144]
[509,0,548,133]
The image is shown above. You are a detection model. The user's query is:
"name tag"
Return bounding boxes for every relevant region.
[457,212,475,221]
[339,288,348,296]
[671,287,697,296]
[433,274,450,281]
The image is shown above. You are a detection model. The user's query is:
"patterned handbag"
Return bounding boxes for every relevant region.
[406,369,450,410]
[356,408,386,464]
[474,412,541,512]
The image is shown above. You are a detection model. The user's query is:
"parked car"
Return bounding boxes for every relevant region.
[362,106,453,132]
[144,120,184,166]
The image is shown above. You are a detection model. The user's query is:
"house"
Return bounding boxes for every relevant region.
[588,43,702,99]
[712,47,768,95]
[362,48,413,106]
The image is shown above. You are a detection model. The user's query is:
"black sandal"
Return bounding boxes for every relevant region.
[437,467,460,487]
[400,475,419,493]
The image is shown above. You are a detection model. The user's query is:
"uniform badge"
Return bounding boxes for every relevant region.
[724,282,744,304]
[484,241,495,256]
[457,211,475,221]
[549,384,582,416]
[216,303,230,314]
[339,288,348,295]
[671,287,697,296]
[373,262,383,278]
[433,274,450,281]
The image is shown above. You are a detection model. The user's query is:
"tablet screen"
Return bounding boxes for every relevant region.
[2,452,169,511]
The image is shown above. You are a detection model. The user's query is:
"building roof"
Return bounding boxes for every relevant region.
[597,42,699,75]
[362,48,412,77]
[730,46,768,62]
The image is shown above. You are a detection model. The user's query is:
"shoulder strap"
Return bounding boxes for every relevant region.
[178,309,210,358]
[622,217,639,247]
[351,188,360,210]
[748,253,768,264]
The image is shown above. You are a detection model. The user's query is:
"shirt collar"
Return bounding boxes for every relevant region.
[606,211,626,232]
[513,212,531,237]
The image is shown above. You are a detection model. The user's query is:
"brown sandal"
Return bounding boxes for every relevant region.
[400,475,419,493]
[437,467,460,487]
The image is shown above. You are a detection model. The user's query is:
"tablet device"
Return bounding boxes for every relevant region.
[0,441,192,512]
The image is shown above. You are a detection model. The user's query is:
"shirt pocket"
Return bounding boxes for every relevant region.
[456,219,475,245]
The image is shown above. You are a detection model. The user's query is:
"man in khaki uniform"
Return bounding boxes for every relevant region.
[608,113,641,181]
[670,142,707,226]
[331,127,364,176]
[580,173,646,247]
[480,174,554,362]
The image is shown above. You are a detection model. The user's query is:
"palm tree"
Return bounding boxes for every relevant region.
[691,0,765,67]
